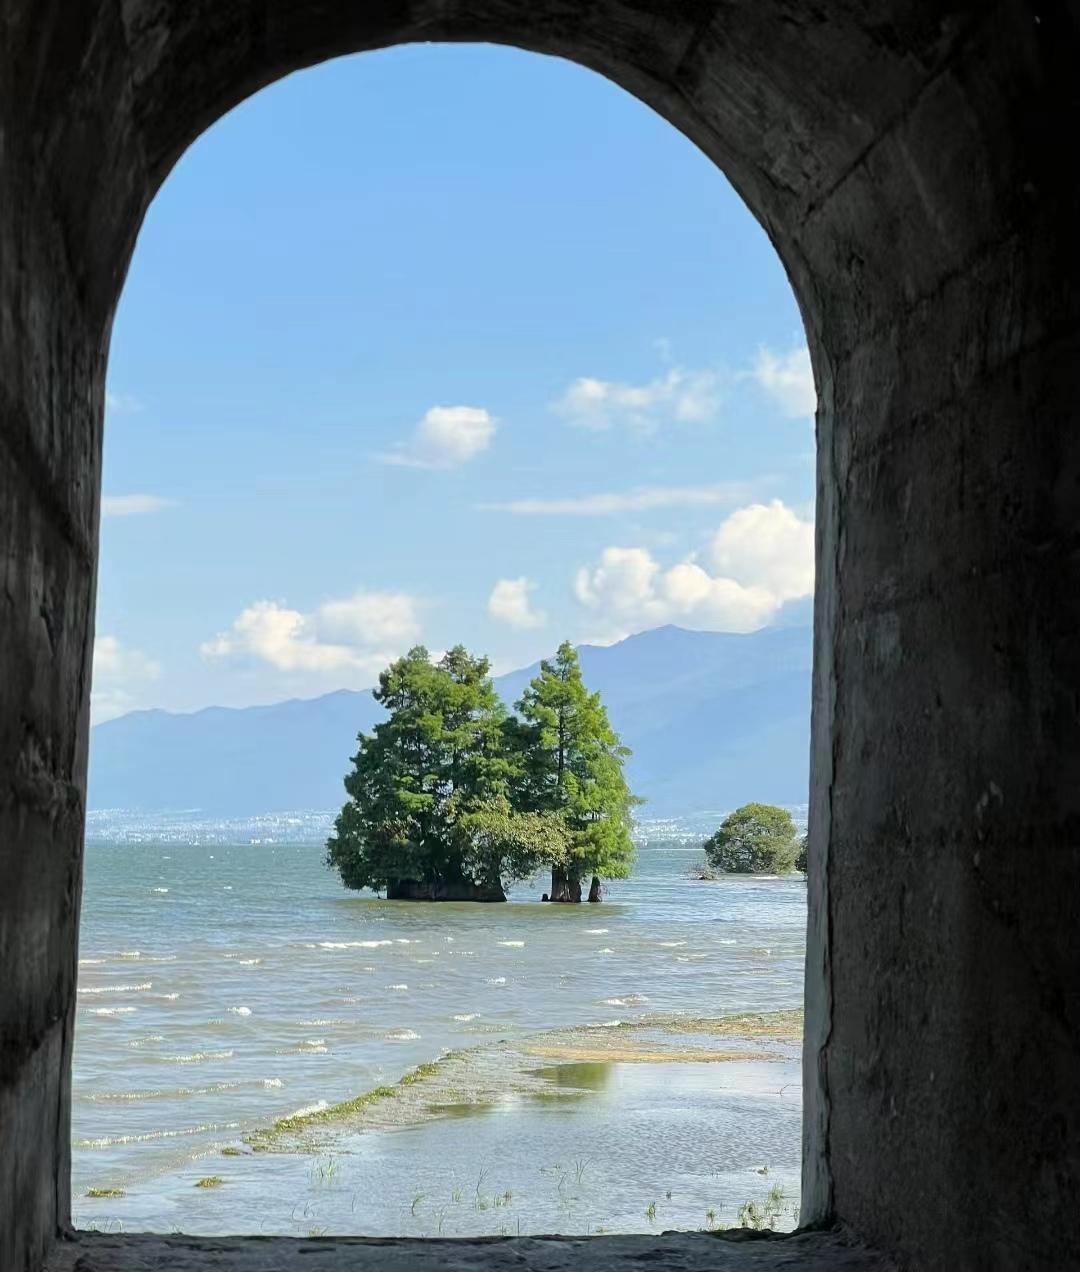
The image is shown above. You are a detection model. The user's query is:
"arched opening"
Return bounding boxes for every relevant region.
[80,41,816,1239]
[5,5,1079,1271]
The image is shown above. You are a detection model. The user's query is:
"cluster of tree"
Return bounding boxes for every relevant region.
[700,803,806,875]
[326,641,638,903]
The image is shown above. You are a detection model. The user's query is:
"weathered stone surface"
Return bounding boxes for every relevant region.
[46,1229,893,1271]
[3,3,1080,1271]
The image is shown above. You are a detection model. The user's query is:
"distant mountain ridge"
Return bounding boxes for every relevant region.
[88,625,811,818]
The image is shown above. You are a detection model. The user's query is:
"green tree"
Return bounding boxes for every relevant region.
[326,646,555,900]
[795,834,808,874]
[511,640,638,902]
[703,803,799,874]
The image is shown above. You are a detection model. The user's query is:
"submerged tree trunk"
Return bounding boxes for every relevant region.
[386,878,506,902]
[587,875,602,903]
[548,866,582,903]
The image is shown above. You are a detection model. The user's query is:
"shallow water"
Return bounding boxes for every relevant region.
[73,830,806,1234]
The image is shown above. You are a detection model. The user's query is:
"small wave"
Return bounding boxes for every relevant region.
[318,939,392,949]
[395,938,418,945]
[151,888,169,894]
[286,1099,329,1120]
[593,1019,622,1028]
[486,976,507,985]
[604,998,629,1007]
[228,1006,252,1016]
[238,958,262,965]
[385,1029,420,1040]
[87,1080,243,1102]
[585,928,609,935]
[300,1018,346,1027]
[659,940,687,948]
[387,983,408,991]
[303,1038,326,1047]
[79,958,105,966]
[170,1049,234,1064]
[89,1006,137,1016]
[151,993,180,1001]
[78,982,152,995]
[223,885,233,891]
[118,951,142,959]
[453,1013,478,1022]
[77,1120,239,1149]
[597,947,614,954]
[719,939,737,945]
[127,1034,164,1047]
[498,940,525,948]
[261,1078,283,1089]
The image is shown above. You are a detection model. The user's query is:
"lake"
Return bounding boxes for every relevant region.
[73,820,806,1236]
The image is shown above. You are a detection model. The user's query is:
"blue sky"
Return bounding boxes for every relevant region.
[94,43,816,723]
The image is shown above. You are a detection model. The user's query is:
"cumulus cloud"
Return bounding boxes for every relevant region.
[91,635,161,724]
[573,500,814,637]
[553,367,719,432]
[101,494,177,517]
[480,482,753,517]
[200,590,422,678]
[750,345,816,419]
[487,577,547,629]
[379,405,496,469]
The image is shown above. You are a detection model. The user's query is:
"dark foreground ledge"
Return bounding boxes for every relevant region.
[47,1228,893,1270]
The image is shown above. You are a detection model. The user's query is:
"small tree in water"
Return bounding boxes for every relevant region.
[326,646,564,900]
[703,803,799,874]
[510,641,638,902]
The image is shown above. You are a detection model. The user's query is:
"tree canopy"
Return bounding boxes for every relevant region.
[326,641,635,901]
[703,803,799,874]
[510,640,638,901]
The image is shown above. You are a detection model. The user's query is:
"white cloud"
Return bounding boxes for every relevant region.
[91,635,161,724]
[553,367,719,432]
[573,500,814,638]
[101,494,177,518]
[379,405,496,469]
[750,345,816,419]
[487,577,547,629]
[481,482,753,517]
[105,391,142,415]
[200,590,422,679]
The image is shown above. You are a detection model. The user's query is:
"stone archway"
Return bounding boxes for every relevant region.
[3,5,1080,1270]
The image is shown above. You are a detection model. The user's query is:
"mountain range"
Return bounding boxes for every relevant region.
[88,624,811,818]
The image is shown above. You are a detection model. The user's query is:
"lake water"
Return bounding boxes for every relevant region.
[73,819,807,1236]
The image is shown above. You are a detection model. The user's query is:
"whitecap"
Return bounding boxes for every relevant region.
[585,928,608,935]
[78,983,152,995]
[387,983,408,991]
[152,993,180,1001]
[385,1029,420,1040]
[89,1006,137,1016]
[498,940,525,948]
[228,1006,252,1016]
[486,976,507,985]
[261,1078,283,1089]
[238,958,262,965]
[78,958,104,966]
[152,887,169,894]
[719,939,737,945]
[659,940,687,948]
[223,885,233,890]
[127,1034,164,1047]
[452,1012,478,1022]
[604,998,628,1007]
[303,1038,326,1047]
[170,1049,234,1064]
[597,947,614,954]
[118,951,142,959]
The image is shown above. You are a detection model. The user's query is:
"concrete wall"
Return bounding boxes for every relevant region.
[2,3,1079,1269]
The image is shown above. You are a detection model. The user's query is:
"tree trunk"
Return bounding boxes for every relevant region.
[386,877,506,902]
[588,875,602,902]
[548,865,582,903]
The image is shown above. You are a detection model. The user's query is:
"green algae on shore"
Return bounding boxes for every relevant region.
[243,1010,802,1153]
